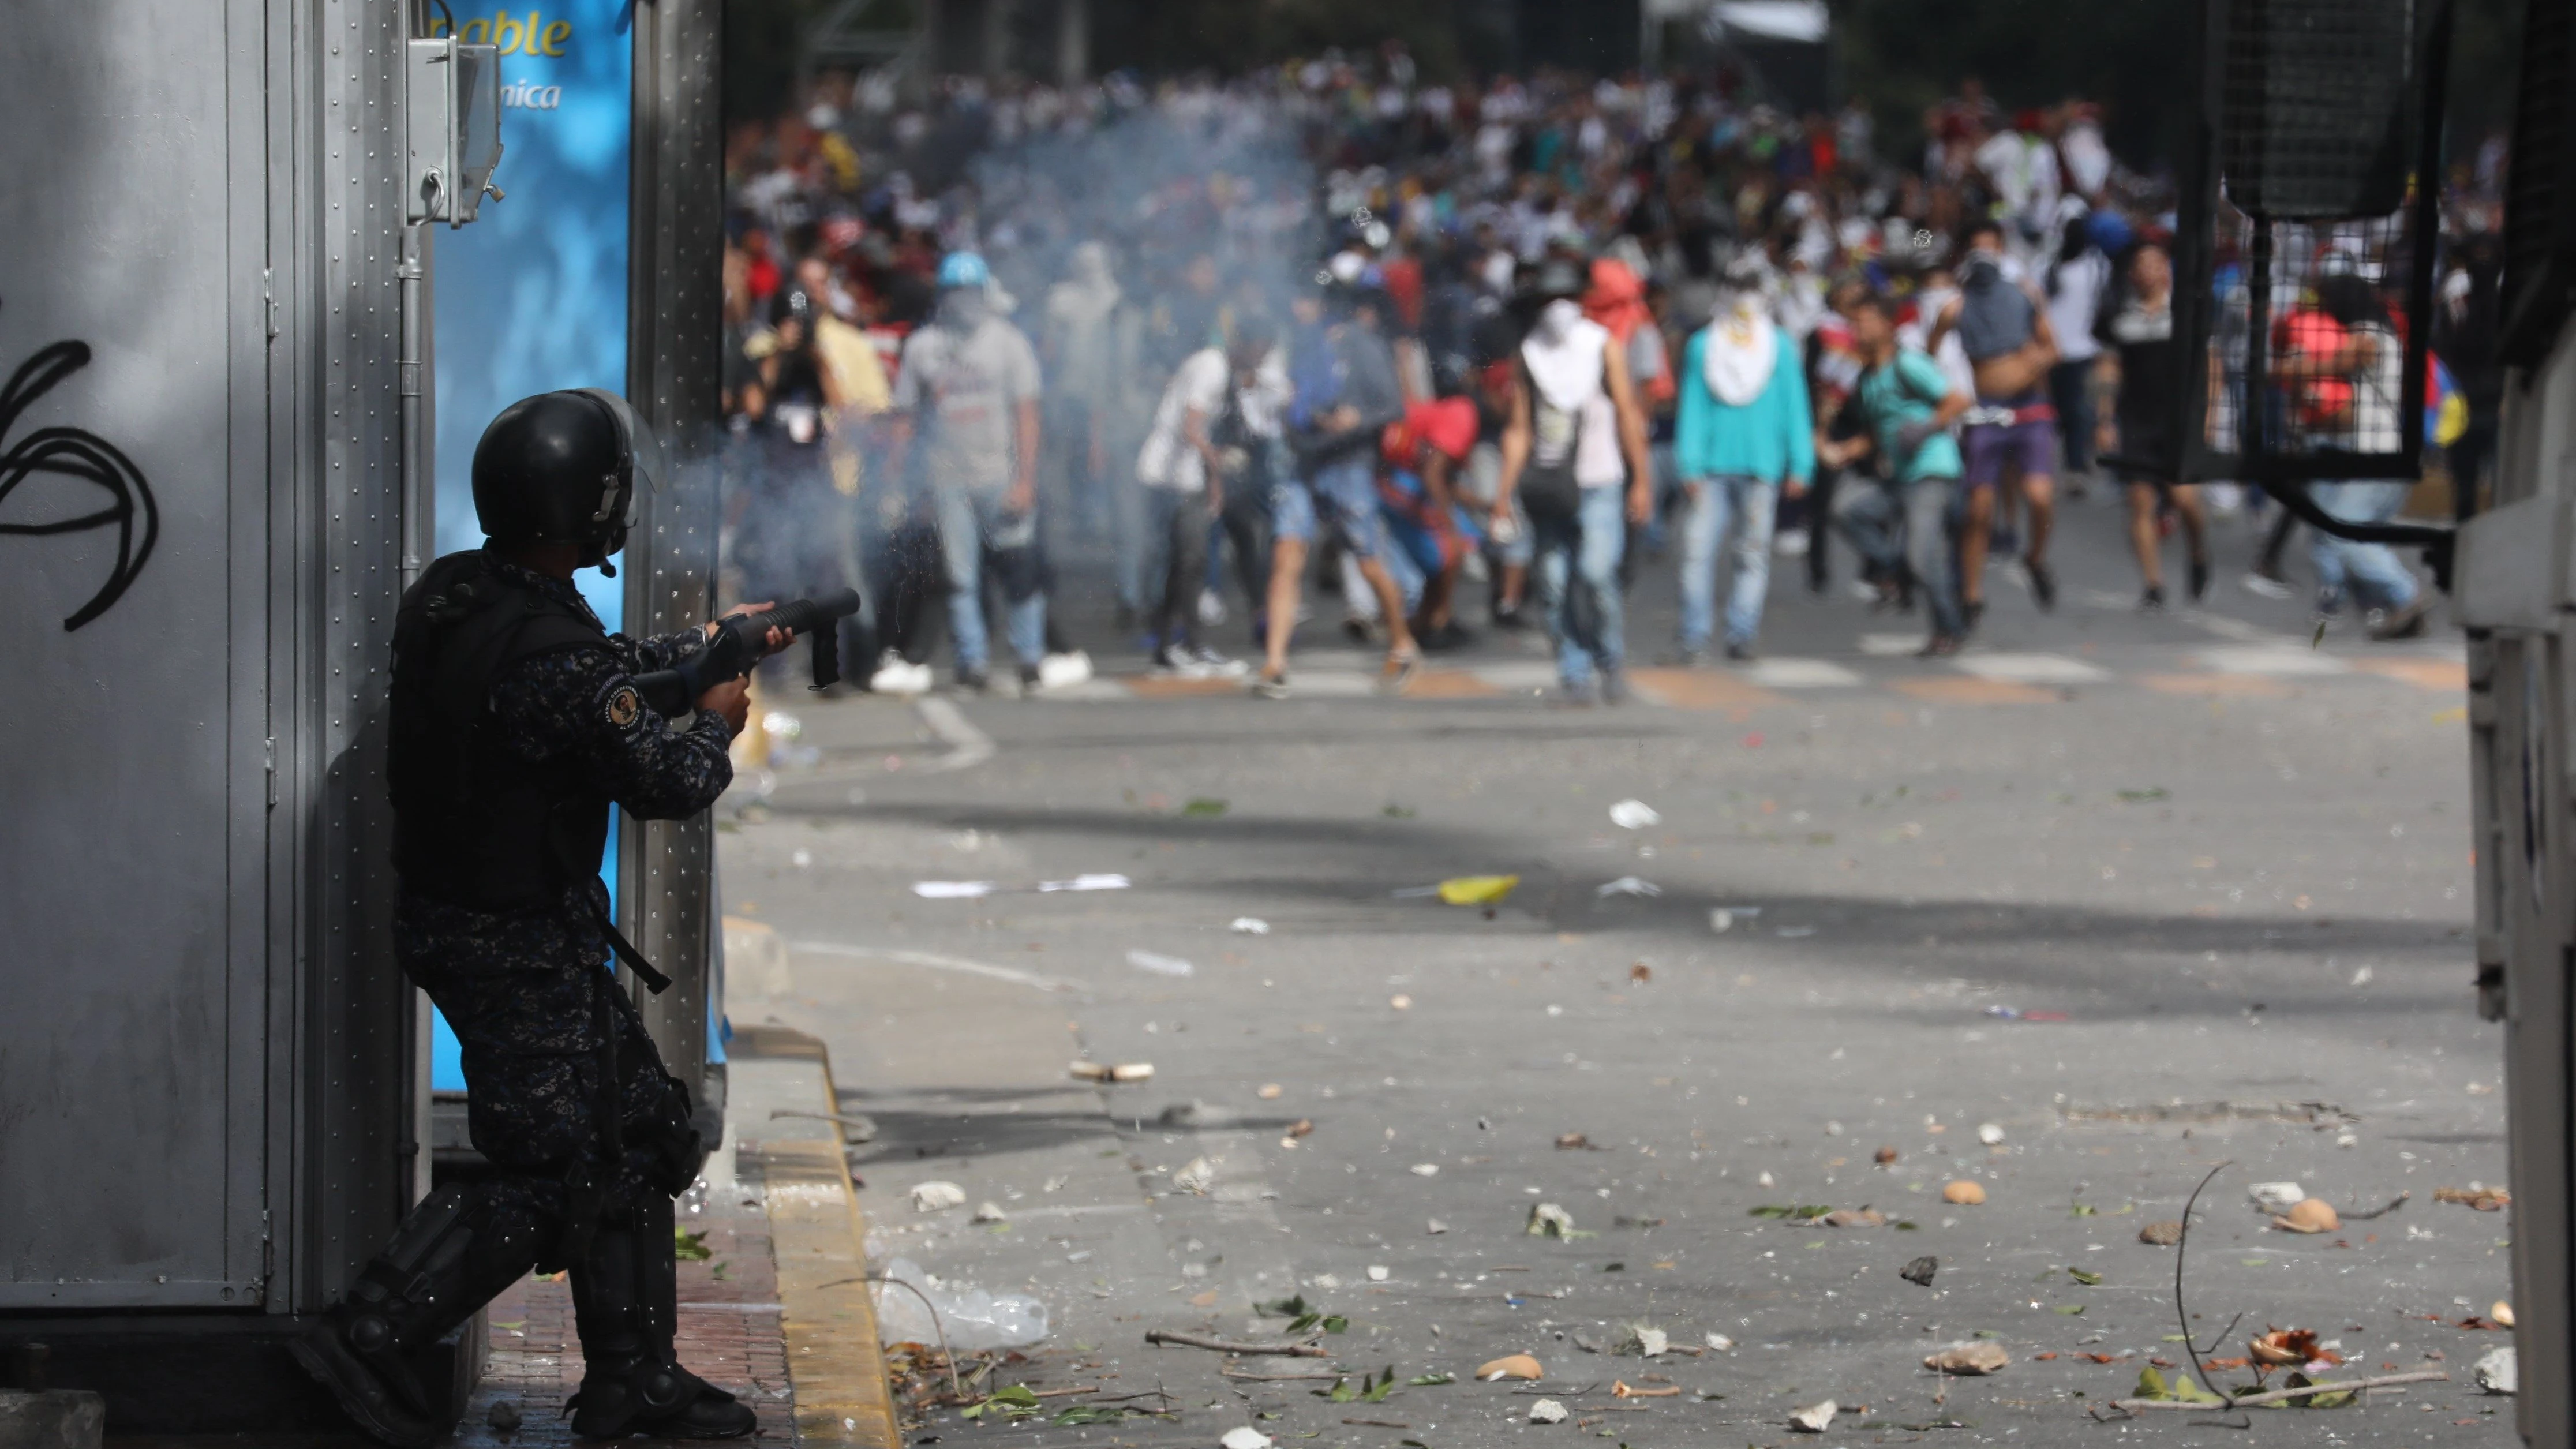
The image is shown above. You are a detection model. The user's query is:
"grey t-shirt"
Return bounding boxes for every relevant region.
[894,316,1043,491]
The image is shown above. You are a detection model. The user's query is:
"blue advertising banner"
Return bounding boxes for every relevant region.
[429,1,632,1092]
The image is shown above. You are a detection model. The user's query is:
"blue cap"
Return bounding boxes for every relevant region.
[937,251,991,290]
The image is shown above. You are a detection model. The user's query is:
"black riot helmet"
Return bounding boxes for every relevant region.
[470,389,661,571]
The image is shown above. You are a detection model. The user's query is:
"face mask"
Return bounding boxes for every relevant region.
[941,288,990,332]
[1536,298,1582,343]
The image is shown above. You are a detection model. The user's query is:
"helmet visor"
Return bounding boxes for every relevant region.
[569,388,661,532]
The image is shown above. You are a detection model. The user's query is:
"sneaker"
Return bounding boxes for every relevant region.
[1194,644,1249,677]
[2369,595,2433,641]
[1962,599,1986,635]
[1153,644,1214,679]
[1491,604,1530,631]
[1599,670,1631,705]
[1196,588,1228,627]
[1918,634,1963,658]
[1420,620,1475,652]
[2027,560,2057,611]
[870,652,934,695]
[1772,526,1811,559]
[2241,570,2293,600]
[2140,584,2166,612]
[1381,647,1421,692]
[2187,558,2211,602]
[954,665,990,694]
[1554,679,1600,707]
[1251,668,1292,699]
[1018,662,1043,692]
[1724,639,1758,662]
[1663,645,1714,668]
[1342,615,1379,645]
[1037,650,1094,689]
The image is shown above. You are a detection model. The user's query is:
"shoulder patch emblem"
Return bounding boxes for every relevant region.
[605,686,643,728]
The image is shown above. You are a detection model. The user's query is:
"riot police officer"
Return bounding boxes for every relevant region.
[292,390,780,1444]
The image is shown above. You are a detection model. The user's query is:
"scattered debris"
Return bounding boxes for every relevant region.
[912,880,997,898]
[2271,1198,2341,1234]
[2434,1185,2511,1211]
[1527,1203,1578,1237]
[910,1181,967,1213]
[2474,1346,2518,1395]
[1609,799,1661,829]
[1615,1326,1669,1357]
[1788,1398,1838,1432]
[1628,961,1653,984]
[1527,1398,1569,1424]
[1144,1331,1328,1357]
[1748,1204,1832,1222]
[1819,1208,1887,1228]
[486,1399,522,1432]
[1477,1354,1544,1381]
[1231,917,1271,935]
[1555,1132,1601,1150]
[1900,1256,1938,1287]
[2138,1220,2184,1246]
[1366,1265,1390,1282]
[1426,1219,1448,1235]
[1976,1123,2006,1146]
[1390,993,1413,1010]
[1705,1333,1735,1351]
[1069,1061,1154,1084]
[875,1257,1050,1350]
[2493,1300,2515,1328]
[1039,874,1131,892]
[1436,875,1519,905]
[1941,1181,1986,1205]
[1709,909,1735,934]
[1126,949,1195,978]
[1612,1381,1680,1398]
[2248,1181,2307,1214]
[1220,1427,1275,1449]
[1756,1171,1776,1188]
[2342,1190,2410,1219]
[1181,798,1229,818]
[1595,876,1660,898]
[2117,1368,2451,1411]
[971,1201,1008,1225]
[1173,1159,1217,1195]
[1874,1145,1900,1165]
[1286,1119,1315,1139]
[1409,1163,1440,1177]
[1256,1083,1283,1099]
[2249,1329,2341,1369]
[1923,1342,2009,1376]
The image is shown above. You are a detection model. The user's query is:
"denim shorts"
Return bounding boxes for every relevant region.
[1271,457,1381,557]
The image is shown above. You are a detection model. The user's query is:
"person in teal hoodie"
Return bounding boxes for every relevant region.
[1671,260,1815,662]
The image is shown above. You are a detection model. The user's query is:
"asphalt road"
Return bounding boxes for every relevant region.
[717,488,2515,1447]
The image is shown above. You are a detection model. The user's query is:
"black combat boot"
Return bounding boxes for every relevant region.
[566,1195,757,1439]
[292,1184,542,1448]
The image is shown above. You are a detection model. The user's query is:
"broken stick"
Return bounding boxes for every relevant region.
[1144,1330,1330,1357]
[2112,1370,2449,1411]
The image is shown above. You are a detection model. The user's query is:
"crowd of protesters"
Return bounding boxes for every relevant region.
[716,51,2509,701]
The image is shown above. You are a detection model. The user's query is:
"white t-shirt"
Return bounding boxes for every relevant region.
[1135,347,1231,492]
[2045,250,2110,364]
[1522,318,1625,488]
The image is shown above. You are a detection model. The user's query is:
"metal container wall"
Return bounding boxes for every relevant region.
[621,0,729,1105]
[0,0,418,1363]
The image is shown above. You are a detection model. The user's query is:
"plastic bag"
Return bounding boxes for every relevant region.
[872,1256,1049,1350]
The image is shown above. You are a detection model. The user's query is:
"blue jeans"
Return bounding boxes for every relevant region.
[1271,455,1383,556]
[1532,485,1628,688]
[2308,481,2420,612]
[937,484,1047,672]
[1678,475,1779,649]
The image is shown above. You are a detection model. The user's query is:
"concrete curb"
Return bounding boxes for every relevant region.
[729,1029,901,1449]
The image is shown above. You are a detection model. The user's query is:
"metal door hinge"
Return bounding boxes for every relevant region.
[263,268,279,341]
[264,737,277,808]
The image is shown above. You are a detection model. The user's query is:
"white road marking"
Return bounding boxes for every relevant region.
[1955,652,2111,683]
[2197,646,2349,676]
[1857,632,1922,656]
[1747,657,1863,688]
[1469,660,1562,690]
[787,941,1078,993]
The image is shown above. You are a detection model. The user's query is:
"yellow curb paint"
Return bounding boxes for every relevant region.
[752,1054,901,1449]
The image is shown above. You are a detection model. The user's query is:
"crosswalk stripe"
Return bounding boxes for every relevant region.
[2199,646,2349,676]
[1955,652,2111,684]
[1467,660,1563,691]
[1890,677,2062,704]
[1747,657,1864,688]
[1626,667,1789,710]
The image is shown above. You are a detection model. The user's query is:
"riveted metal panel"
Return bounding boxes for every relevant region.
[621,0,728,1101]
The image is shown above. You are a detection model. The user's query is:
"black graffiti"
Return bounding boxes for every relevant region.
[0,304,159,631]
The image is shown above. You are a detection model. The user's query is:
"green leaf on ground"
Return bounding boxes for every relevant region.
[2054,1304,2087,1316]
[673,1228,712,1261]
[2117,787,2169,803]
[2068,1268,2103,1286]
[1748,1204,1834,1220]
[1182,797,1229,817]
[1382,803,1417,818]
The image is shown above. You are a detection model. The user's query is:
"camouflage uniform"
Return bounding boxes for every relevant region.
[394,559,733,1248]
